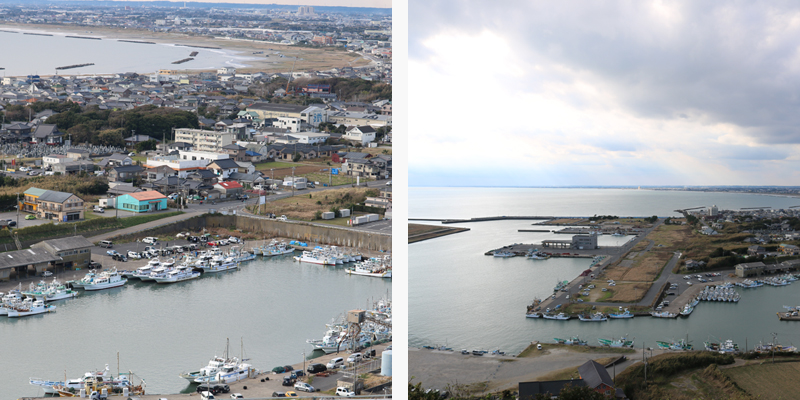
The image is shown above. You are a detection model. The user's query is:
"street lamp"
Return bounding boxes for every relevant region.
[291,166,295,197]
[301,351,306,381]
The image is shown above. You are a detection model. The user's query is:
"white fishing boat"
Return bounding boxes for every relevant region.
[154,265,201,283]
[259,240,296,257]
[293,249,337,265]
[81,270,127,291]
[180,356,233,382]
[7,298,56,317]
[493,250,515,258]
[198,254,239,273]
[130,265,156,280]
[542,312,571,320]
[30,364,115,395]
[43,285,80,302]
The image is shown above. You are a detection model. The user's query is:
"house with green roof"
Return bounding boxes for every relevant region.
[21,187,48,213]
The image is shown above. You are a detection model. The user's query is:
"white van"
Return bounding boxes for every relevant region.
[327,357,344,369]
[346,353,362,363]
[99,240,113,248]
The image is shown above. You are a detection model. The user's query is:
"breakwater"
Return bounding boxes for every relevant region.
[113,213,392,252]
[175,43,221,50]
[23,32,52,36]
[66,35,101,40]
[117,39,155,44]
[172,57,194,64]
[56,63,95,70]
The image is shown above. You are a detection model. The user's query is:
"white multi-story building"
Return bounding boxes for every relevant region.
[174,128,236,153]
[287,132,330,144]
[145,151,229,178]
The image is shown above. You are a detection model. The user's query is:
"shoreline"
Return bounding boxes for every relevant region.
[0,22,371,76]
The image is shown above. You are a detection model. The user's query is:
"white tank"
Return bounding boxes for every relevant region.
[380,349,392,376]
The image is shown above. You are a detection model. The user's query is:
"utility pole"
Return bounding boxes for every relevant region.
[772,332,778,363]
[16,192,19,228]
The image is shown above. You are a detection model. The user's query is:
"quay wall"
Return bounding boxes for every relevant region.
[115,214,392,252]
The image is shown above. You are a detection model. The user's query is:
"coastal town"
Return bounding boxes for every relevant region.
[0,2,392,399]
[410,204,800,400]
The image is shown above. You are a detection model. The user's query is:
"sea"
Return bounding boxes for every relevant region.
[0,27,257,76]
[409,187,800,354]
[3,255,391,399]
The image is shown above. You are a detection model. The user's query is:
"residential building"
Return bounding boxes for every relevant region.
[109,165,144,182]
[214,181,244,198]
[287,132,330,144]
[343,125,376,145]
[43,154,74,167]
[174,128,236,153]
[145,151,228,178]
[116,191,168,213]
[206,158,240,179]
[31,124,65,144]
[21,187,48,213]
[36,190,85,222]
[327,111,390,128]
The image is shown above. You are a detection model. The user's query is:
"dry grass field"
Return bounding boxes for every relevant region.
[256,187,376,220]
[723,362,800,400]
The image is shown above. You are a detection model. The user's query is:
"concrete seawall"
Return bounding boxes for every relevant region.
[115,214,392,252]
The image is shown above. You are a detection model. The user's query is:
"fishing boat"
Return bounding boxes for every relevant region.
[656,339,692,351]
[578,312,607,322]
[293,249,337,265]
[493,250,515,258]
[598,336,635,348]
[81,270,127,291]
[705,339,739,353]
[554,280,569,292]
[542,312,570,320]
[554,336,587,345]
[153,265,201,283]
[29,364,137,395]
[197,254,239,273]
[526,249,550,260]
[608,307,634,319]
[650,311,677,318]
[679,304,694,316]
[193,340,257,384]
[7,298,56,317]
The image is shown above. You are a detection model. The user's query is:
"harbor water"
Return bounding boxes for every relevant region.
[410,188,800,353]
[3,254,391,399]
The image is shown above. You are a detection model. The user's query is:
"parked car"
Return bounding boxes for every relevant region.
[200,392,215,400]
[106,250,119,257]
[271,393,286,398]
[142,237,158,245]
[93,206,104,213]
[218,239,228,246]
[25,214,35,220]
[307,363,327,374]
[284,391,298,397]
[346,353,362,363]
[230,394,244,399]
[294,382,315,392]
[335,387,356,397]
[88,261,102,270]
[41,270,53,277]
[228,236,240,243]
[127,251,142,260]
[282,376,295,386]
[6,219,15,227]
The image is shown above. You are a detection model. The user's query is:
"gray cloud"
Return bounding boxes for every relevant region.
[411,0,800,144]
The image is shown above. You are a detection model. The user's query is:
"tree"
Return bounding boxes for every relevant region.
[135,139,157,152]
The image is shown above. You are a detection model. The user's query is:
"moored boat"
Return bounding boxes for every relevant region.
[598,336,635,348]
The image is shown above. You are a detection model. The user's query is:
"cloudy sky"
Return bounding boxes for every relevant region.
[409,1,800,187]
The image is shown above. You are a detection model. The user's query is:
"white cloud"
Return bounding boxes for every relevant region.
[409,1,800,186]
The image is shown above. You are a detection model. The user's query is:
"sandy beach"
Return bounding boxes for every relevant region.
[0,22,371,75]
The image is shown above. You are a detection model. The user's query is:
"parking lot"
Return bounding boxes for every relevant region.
[0,211,58,229]
[355,218,392,233]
